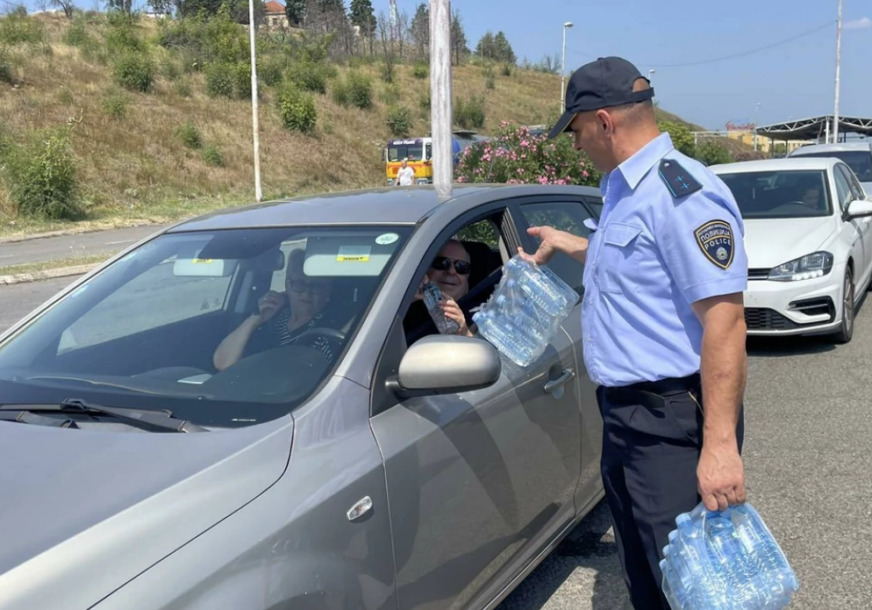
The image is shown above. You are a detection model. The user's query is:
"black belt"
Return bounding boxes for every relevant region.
[603,373,700,408]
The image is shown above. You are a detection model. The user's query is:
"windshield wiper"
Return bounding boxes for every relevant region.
[0,398,206,433]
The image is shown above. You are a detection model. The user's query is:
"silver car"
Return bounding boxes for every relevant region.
[0,185,604,610]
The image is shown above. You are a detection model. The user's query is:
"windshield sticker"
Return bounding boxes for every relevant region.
[375,233,399,245]
[192,258,214,263]
[336,246,371,262]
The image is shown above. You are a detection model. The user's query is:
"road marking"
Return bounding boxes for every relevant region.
[104,240,135,246]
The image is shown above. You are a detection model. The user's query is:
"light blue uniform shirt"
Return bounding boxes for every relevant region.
[582,133,748,387]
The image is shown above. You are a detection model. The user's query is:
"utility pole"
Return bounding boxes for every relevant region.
[248,0,262,202]
[430,0,452,201]
[833,0,843,144]
[754,102,761,152]
[561,22,574,113]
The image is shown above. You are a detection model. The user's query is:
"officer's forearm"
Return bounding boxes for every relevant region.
[696,296,747,448]
[559,231,589,264]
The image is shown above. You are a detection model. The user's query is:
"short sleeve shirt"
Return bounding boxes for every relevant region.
[581,133,748,387]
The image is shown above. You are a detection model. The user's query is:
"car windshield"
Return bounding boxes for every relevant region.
[388,144,424,162]
[717,170,832,219]
[0,226,411,428]
[794,151,872,181]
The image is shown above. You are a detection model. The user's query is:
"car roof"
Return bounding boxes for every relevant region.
[166,184,602,233]
[709,158,839,174]
[790,142,872,154]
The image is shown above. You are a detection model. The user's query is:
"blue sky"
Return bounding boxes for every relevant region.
[14,0,871,130]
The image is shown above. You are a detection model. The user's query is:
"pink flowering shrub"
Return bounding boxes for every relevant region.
[455,122,600,186]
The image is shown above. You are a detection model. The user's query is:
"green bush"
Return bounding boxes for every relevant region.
[485,74,495,90]
[112,53,154,93]
[202,144,224,167]
[380,60,394,84]
[0,9,45,45]
[173,79,192,97]
[160,59,182,82]
[331,79,349,107]
[7,129,82,220]
[695,140,733,166]
[378,82,400,105]
[454,94,486,129]
[205,62,235,98]
[232,61,251,99]
[278,86,317,134]
[385,105,413,138]
[177,120,202,149]
[419,92,431,113]
[347,71,373,109]
[105,13,144,53]
[258,58,283,87]
[501,63,512,77]
[0,51,13,84]
[412,62,428,79]
[64,18,92,47]
[101,92,128,119]
[287,61,328,94]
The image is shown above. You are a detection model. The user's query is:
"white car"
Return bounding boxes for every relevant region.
[789,141,872,196]
[711,158,872,342]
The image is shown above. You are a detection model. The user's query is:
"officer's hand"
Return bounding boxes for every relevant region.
[519,226,588,265]
[697,444,746,511]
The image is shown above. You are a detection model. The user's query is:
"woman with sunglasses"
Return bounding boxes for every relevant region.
[409,240,476,338]
[213,249,336,371]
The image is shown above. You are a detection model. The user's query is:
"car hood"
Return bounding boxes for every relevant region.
[0,417,293,609]
[743,217,835,268]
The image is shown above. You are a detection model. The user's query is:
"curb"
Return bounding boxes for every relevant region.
[0,222,162,245]
[0,263,98,286]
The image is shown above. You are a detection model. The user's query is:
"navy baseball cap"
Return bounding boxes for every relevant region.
[547,56,654,139]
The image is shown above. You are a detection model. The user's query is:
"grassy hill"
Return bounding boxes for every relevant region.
[0,11,712,238]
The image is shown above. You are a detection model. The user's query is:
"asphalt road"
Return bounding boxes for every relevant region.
[2,276,871,608]
[0,225,163,267]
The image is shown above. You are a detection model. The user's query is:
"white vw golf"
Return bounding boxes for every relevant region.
[712,158,872,343]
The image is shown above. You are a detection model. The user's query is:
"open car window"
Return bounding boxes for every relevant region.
[0,226,411,428]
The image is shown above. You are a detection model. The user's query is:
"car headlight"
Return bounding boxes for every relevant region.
[768,252,833,281]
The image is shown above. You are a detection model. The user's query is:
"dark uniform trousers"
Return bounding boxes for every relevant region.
[596,373,745,610]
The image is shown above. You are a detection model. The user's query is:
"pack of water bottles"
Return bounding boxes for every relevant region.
[660,502,798,609]
[472,256,579,366]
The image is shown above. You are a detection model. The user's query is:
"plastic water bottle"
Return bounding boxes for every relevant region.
[473,255,579,366]
[660,502,798,610]
[422,282,460,335]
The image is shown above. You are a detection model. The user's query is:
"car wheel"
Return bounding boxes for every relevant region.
[834,268,855,344]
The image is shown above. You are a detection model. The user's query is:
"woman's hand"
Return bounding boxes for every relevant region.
[413,274,430,301]
[256,291,285,323]
[441,298,473,337]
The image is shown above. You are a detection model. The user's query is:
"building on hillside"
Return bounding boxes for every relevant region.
[264,1,288,29]
[723,122,810,155]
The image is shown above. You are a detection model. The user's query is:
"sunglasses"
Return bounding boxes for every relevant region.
[430,256,471,276]
[286,277,331,293]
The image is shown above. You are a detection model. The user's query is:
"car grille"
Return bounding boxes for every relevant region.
[748,268,770,280]
[744,308,798,330]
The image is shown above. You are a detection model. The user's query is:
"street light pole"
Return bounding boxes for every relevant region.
[560,21,573,113]
[248,0,262,202]
[833,0,842,143]
[647,69,655,82]
[754,102,761,152]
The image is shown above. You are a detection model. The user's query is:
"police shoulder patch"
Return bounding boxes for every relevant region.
[694,220,734,269]
[658,159,702,198]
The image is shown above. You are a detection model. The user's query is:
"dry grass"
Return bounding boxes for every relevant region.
[0,13,700,238]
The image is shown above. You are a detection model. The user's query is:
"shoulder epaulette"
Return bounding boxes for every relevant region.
[658,158,702,198]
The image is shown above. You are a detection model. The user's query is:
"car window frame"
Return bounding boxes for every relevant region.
[833,165,854,213]
[838,163,866,201]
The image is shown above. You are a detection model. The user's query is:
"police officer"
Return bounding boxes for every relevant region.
[521,57,748,609]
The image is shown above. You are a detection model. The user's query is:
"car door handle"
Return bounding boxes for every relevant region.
[544,368,575,394]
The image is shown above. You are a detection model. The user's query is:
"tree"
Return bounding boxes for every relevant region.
[408,3,428,61]
[658,120,695,157]
[694,140,733,166]
[349,0,376,53]
[51,0,75,18]
[493,31,515,65]
[285,0,306,26]
[449,9,468,66]
[475,31,495,60]
[106,0,134,15]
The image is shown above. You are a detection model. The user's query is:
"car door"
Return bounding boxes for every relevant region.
[513,196,604,513]
[834,165,870,289]
[369,205,583,610]
[839,164,872,288]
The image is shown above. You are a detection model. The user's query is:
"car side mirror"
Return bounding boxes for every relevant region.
[847,199,872,218]
[387,335,501,397]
